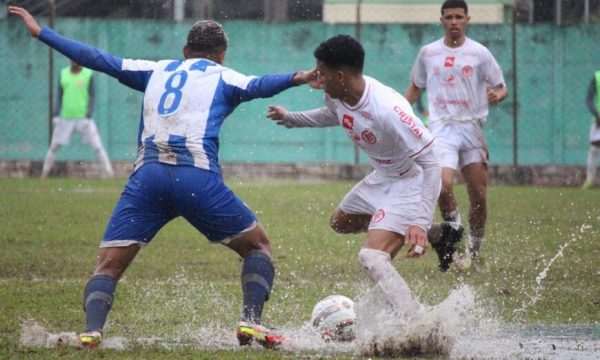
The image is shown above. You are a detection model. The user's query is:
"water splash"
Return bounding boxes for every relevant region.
[513,223,592,314]
[354,285,476,357]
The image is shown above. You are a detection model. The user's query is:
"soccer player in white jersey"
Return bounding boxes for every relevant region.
[9,6,318,349]
[404,0,508,272]
[268,35,441,322]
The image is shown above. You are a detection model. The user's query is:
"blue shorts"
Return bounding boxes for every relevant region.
[101,163,257,247]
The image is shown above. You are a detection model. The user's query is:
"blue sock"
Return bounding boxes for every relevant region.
[83,275,116,332]
[241,252,274,324]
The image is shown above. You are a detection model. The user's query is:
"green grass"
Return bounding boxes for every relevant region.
[1,178,599,358]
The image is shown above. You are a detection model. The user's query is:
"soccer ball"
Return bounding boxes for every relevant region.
[311,295,356,342]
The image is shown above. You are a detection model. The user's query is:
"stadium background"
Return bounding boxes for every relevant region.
[1,0,600,175]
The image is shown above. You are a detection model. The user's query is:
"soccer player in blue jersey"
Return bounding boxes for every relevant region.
[9,6,317,349]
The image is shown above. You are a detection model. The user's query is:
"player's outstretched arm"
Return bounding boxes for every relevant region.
[267,105,338,129]
[8,6,41,38]
[10,6,150,91]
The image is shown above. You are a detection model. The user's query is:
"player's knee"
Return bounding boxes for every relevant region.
[49,144,61,153]
[227,225,273,257]
[329,212,345,233]
[470,191,487,209]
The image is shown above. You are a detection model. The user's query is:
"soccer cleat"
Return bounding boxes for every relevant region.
[431,222,464,272]
[582,180,593,190]
[237,321,286,349]
[78,331,102,348]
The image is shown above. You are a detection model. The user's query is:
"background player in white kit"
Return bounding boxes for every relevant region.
[9,6,318,349]
[405,0,508,272]
[268,35,441,321]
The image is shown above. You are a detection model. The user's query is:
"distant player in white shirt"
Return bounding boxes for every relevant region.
[405,0,508,272]
[268,35,441,321]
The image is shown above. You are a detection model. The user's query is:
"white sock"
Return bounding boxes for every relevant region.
[468,234,485,257]
[358,248,423,319]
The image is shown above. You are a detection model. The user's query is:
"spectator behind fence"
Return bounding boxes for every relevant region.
[42,60,114,179]
[582,72,600,189]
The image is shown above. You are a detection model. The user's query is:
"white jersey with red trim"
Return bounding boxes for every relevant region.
[410,37,505,123]
[326,76,434,178]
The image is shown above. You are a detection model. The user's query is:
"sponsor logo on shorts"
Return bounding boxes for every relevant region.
[342,114,354,130]
[374,158,393,164]
[444,56,455,67]
[371,209,385,223]
[361,129,377,144]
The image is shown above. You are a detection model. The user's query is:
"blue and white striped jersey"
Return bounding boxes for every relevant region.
[40,27,297,174]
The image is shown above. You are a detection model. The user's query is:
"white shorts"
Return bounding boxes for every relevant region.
[338,169,423,236]
[590,123,600,143]
[428,119,488,170]
[51,118,103,148]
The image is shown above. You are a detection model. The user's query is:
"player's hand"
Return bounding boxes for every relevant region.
[405,225,428,258]
[293,68,321,89]
[52,116,60,125]
[486,87,500,105]
[267,105,289,126]
[8,6,42,38]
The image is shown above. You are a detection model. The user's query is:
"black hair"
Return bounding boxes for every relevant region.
[186,20,228,54]
[313,35,364,73]
[441,0,468,15]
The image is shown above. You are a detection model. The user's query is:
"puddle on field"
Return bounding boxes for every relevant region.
[452,324,600,359]
[21,283,599,359]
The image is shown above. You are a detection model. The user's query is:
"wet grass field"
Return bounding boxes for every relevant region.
[1,178,599,359]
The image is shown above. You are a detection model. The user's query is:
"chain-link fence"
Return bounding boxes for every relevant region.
[2,0,600,167]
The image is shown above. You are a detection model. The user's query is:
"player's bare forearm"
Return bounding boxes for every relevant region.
[404,83,422,105]
[8,6,41,38]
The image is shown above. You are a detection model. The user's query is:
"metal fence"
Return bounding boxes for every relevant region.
[2,1,600,167]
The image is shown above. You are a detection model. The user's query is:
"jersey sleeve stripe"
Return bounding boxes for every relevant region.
[409,138,435,158]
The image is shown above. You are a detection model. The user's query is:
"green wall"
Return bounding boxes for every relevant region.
[1,18,599,165]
